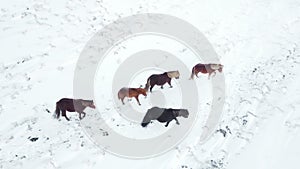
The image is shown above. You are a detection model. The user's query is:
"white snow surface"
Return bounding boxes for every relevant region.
[1,0,300,168]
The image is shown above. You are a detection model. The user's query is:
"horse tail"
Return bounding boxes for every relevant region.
[118,91,121,100]
[189,67,195,80]
[144,78,150,91]
[55,102,60,119]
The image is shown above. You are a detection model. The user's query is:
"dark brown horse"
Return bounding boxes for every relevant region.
[141,107,189,127]
[190,63,223,79]
[55,98,95,121]
[145,70,180,92]
[118,87,147,105]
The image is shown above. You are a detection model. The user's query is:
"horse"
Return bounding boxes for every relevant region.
[190,63,223,79]
[118,87,148,106]
[55,98,95,121]
[145,70,180,92]
[141,107,189,127]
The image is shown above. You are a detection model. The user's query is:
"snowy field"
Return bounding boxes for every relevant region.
[1,0,300,168]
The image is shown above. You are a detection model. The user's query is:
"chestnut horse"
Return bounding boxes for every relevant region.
[145,70,180,92]
[118,87,147,105]
[190,63,223,79]
[55,98,95,121]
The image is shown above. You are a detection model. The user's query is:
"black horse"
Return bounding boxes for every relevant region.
[145,71,180,92]
[55,98,95,121]
[141,107,189,127]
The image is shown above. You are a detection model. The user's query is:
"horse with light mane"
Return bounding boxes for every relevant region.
[190,63,223,79]
[118,87,148,106]
[55,98,96,121]
[145,70,180,92]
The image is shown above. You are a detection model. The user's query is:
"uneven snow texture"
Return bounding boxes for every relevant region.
[1,0,300,168]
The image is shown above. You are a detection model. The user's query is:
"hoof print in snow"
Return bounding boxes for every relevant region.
[226,126,232,134]
[20,155,26,159]
[45,109,51,113]
[210,159,223,168]
[57,66,64,71]
[102,132,109,136]
[242,119,247,125]
[216,129,227,137]
[28,137,39,142]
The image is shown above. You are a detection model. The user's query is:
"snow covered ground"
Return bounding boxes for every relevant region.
[1,0,300,168]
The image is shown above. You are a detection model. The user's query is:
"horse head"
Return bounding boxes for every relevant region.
[175,109,189,118]
[210,64,223,72]
[138,88,147,97]
[167,70,180,79]
[218,64,223,72]
[178,109,189,118]
[82,100,96,109]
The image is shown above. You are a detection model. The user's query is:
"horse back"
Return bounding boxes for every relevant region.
[57,98,84,112]
[157,109,175,122]
[194,64,209,73]
[149,73,170,85]
[144,107,165,120]
[57,98,75,111]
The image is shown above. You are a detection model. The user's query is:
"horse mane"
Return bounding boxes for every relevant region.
[76,99,93,103]
[173,109,180,116]
[130,88,146,93]
[166,70,180,78]
[210,64,221,70]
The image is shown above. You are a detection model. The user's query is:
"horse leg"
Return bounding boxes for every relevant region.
[165,121,170,127]
[62,110,70,121]
[82,112,86,119]
[161,85,164,89]
[175,117,180,125]
[212,71,217,77]
[135,96,141,106]
[208,72,212,79]
[150,85,154,92]
[79,112,86,120]
[121,98,125,105]
[168,80,173,88]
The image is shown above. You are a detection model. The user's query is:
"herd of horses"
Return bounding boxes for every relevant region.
[55,63,223,127]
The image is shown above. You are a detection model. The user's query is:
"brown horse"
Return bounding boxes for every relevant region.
[118,87,147,105]
[55,98,95,121]
[190,63,223,79]
[145,70,180,92]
